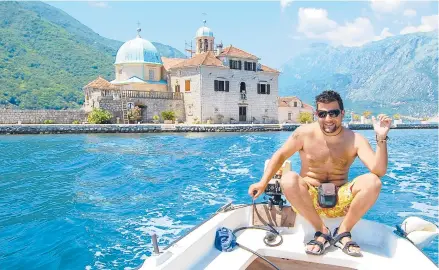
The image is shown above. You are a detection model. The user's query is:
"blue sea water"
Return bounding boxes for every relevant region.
[0,129,437,269]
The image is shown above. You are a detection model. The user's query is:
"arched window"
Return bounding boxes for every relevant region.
[198,39,202,53]
[240,82,246,100]
[240,82,246,92]
[204,39,208,52]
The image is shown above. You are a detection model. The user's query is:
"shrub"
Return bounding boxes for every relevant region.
[127,106,141,121]
[152,115,160,121]
[393,114,401,120]
[298,112,313,124]
[353,114,360,121]
[362,111,372,119]
[43,119,54,124]
[72,120,80,124]
[87,108,113,124]
[161,110,176,121]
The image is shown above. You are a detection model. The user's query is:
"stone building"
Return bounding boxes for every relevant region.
[83,22,280,124]
[278,96,314,123]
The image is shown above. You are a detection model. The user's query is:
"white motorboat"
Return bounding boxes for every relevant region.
[141,160,438,270]
[140,201,438,270]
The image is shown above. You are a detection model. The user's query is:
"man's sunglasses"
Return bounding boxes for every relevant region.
[316,109,341,118]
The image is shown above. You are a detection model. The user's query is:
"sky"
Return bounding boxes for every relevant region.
[46,1,439,69]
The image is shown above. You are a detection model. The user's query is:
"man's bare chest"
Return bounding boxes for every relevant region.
[302,140,355,168]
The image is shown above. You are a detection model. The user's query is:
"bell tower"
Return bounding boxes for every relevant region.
[195,20,215,54]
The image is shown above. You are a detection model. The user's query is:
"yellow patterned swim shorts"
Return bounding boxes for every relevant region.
[292,180,357,218]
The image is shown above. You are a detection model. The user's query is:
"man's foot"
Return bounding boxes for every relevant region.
[305,227,332,255]
[333,227,362,257]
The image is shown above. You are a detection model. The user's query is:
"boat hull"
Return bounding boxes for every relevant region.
[141,204,438,269]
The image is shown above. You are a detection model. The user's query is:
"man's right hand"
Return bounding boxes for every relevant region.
[248,182,266,199]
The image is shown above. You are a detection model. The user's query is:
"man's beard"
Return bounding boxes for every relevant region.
[320,122,339,134]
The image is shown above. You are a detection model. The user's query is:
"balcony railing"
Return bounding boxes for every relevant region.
[101,90,183,100]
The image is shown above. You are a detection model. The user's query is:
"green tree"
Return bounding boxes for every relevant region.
[363,111,372,119]
[161,110,176,121]
[353,114,360,121]
[87,108,112,124]
[393,114,401,120]
[298,112,313,124]
[127,106,141,121]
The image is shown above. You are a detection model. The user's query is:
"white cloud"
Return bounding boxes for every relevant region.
[400,14,439,34]
[297,8,393,47]
[373,27,394,41]
[403,9,417,18]
[297,8,337,37]
[370,0,401,13]
[280,0,294,12]
[88,2,109,8]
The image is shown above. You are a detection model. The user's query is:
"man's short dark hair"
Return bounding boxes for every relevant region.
[315,90,344,111]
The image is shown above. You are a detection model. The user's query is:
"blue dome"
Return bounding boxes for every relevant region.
[115,36,162,65]
[195,26,214,37]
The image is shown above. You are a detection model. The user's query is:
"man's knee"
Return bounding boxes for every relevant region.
[280,171,302,192]
[367,173,382,193]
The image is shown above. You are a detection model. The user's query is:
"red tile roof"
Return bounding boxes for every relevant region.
[161,57,186,70]
[167,52,225,69]
[219,45,259,60]
[303,103,314,110]
[278,96,314,110]
[84,76,117,89]
[261,64,279,73]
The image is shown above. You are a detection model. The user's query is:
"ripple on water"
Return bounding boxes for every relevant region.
[0,130,437,269]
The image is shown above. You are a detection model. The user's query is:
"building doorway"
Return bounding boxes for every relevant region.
[137,105,147,123]
[239,106,247,122]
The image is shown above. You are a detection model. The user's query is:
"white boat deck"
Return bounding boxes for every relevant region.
[141,205,438,270]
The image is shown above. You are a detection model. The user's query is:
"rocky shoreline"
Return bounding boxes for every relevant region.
[0,123,437,135]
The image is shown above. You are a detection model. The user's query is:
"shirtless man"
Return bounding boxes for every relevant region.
[248,90,391,257]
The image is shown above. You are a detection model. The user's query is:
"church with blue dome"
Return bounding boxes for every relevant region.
[83,21,280,124]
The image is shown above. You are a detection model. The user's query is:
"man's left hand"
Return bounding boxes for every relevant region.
[372,114,392,137]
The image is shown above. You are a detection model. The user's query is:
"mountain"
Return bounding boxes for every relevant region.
[0,1,185,109]
[279,32,438,117]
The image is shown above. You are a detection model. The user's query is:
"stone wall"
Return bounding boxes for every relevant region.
[0,123,437,135]
[169,68,201,124]
[98,97,185,123]
[168,66,279,124]
[200,66,279,124]
[0,124,300,134]
[0,109,87,124]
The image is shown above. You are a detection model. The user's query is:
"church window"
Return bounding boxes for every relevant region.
[214,79,229,92]
[257,83,270,95]
[294,101,297,107]
[229,60,241,70]
[175,85,180,92]
[149,70,155,80]
[244,61,256,71]
[185,80,191,91]
[288,113,292,120]
[204,39,208,52]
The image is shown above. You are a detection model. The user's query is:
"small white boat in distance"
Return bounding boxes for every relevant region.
[141,202,438,270]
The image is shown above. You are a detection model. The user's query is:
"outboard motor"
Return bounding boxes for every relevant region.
[263,160,291,209]
[395,216,439,249]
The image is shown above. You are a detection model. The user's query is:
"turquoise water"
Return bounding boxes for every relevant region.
[0,129,437,269]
